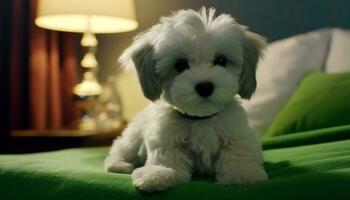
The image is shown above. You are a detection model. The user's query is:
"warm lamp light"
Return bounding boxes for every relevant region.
[35,0,138,96]
[35,0,138,33]
[73,72,103,96]
[35,0,137,130]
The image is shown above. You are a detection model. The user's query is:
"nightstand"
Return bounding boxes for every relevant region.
[9,122,126,153]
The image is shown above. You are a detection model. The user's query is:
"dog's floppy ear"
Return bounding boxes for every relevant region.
[119,31,162,101]
[238,31,266,99]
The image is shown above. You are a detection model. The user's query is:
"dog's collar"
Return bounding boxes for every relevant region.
[177,111,218,120]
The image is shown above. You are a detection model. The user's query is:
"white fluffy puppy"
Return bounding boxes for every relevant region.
[105,8,268,192]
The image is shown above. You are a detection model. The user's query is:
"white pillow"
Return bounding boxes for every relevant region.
[326,28,350,73]
[242,29,332,135]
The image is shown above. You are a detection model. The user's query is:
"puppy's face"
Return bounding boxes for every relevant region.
[120,8,266,117]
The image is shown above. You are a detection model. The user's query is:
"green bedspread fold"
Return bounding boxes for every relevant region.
[1,126,350,200]
[263,124,350,149]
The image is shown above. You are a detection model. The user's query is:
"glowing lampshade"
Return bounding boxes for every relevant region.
[35,0,138,33]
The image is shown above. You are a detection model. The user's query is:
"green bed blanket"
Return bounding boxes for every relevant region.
[1,125,350,200]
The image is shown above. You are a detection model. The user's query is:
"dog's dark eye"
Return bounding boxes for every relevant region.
[175,58,190,72]
[213,55,227,67]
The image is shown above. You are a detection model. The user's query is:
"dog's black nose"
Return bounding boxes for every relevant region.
[195,82,214,97]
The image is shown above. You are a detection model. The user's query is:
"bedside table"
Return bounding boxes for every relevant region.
[9,122,126,154]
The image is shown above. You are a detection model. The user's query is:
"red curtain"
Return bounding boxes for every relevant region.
[10,0,79,131]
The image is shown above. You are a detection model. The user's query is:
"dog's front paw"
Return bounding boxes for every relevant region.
[216,163,268,186]
[132,165,187,193]
[104,157,134,174]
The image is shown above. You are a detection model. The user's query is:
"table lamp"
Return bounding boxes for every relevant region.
[35,0,138,96]
[35,0,138,130]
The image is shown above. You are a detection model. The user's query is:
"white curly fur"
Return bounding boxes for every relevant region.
[105,7,268,192]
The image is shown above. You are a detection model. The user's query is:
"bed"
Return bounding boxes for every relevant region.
[1,125,350,199]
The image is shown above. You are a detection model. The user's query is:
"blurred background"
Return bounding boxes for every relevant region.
[1,0,350,153]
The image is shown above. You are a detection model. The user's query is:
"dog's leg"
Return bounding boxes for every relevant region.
[215,132,268,186]
[131,146,193,193]
[104,122,144,174]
